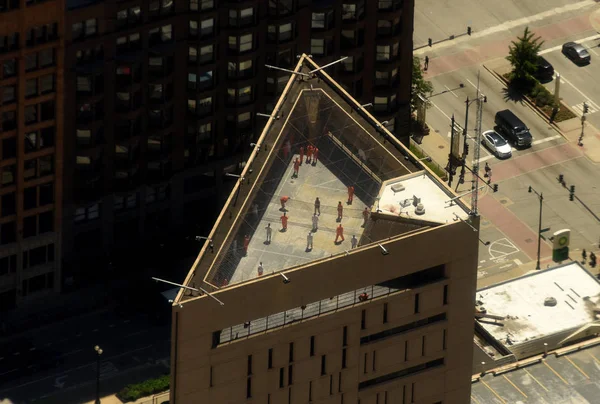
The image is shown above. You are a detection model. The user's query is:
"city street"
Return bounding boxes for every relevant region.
[0,301,171,403]
[540,35,600,129]
[417,1,600,281]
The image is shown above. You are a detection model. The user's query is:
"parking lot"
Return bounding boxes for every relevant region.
[472,343,600,403]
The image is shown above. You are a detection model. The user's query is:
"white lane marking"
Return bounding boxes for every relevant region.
[465,78,477,89]
[125,330,149,338]
[415,0,598,55]
[499,264,513,269]
[514,259,523,265]
[473,154,496,164]
[444,85,459,98]
[109,324,116,328]
[588,47,599,57]
[58,349,83,358]
[539,34,600,55]
[572,101,600,116]
[0,369,17,376]
[532,134,562,145]
[557,72,597,106]
[123,319,131,323]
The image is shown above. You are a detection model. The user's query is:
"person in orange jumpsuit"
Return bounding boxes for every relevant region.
[335,224,345,243]
[280,195,290,210]
[299,147,304,165]
[362,207,370,227]
[337,201,343,220]
[306,145,313,164]
[243,234,250,256]
[347,186,355,205]
[281,212,288,231]
[313,147,319,165]
[293,158,300,177]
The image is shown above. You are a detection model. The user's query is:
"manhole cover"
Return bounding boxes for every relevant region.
[525,238,533,243]
[500,199,508,204]
[435,129,440,133]
[438,145,445,149]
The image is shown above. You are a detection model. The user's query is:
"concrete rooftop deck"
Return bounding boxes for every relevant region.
[226,149,376,284]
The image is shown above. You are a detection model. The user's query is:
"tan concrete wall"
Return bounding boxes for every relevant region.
[171,221,478,403]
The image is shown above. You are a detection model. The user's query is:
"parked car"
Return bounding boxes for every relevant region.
[562,42,591,65]
[534,56,554,81]
[494,110,532,148]
[482,130,512,159]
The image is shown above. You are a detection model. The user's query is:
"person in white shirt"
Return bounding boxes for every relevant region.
[258,262,264,276]
[312,213,318,232]
[265,223,272,243]
[307,232,313,250]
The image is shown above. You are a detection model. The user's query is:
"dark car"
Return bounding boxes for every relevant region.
[535,56,554,81]
[562,42,591,65]
[494,110,532,148]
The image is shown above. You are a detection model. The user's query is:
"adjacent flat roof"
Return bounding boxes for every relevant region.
[378,173,469,224]
[472,340,600,404]
[177,56,471,301]
[476,262,600,348]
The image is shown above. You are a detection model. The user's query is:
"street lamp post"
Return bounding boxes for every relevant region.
[528,186,544,270]
[94,345,103,404]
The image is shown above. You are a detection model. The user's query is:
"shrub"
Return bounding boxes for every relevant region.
[117,374,170,402]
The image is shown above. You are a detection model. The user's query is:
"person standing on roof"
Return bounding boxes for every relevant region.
[265,223,272,244]
[362,207,370,227]
[293,158,300,178]
[337,201,343,221]
[280,195,290,210]
[281,212,288,231]
[347,186,355,205]
[299,147,304,165]
[314,197,321,215]
[312,213,319,232]
[335,224,345,243]
[306,232,313,250]
[243,235,250,256]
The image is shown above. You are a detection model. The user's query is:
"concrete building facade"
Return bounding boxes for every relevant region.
[0,0,65,310]
[170,56,478,404]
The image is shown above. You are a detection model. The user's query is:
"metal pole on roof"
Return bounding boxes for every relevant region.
[471,71,484,216]
[309,56,349,74]
[152,277,225,306]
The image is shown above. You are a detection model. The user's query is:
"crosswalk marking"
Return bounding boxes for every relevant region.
[571,100,600,116]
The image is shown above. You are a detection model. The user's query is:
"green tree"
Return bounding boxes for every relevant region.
[506,27,544,88]
[411,56,433,113]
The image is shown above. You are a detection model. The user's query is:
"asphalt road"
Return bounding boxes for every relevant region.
[420,1,600,281]
[0,308,171,403]
[414,0,597,50]
[540,35,600,129]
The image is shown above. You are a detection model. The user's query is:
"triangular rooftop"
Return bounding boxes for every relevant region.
[177,55,469,301]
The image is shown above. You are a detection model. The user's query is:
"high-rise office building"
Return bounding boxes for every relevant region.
[0,0,64,310]
[169,56,478,404]
[1,0,414,308]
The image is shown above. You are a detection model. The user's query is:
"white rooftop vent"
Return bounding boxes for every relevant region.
[391,183,405,193]
[415,203,425,215]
